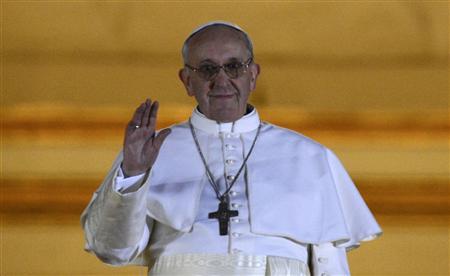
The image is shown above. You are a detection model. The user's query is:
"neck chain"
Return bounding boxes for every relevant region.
[188,118,261,203]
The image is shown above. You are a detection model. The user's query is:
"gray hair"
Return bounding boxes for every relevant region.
[181,21,254,64]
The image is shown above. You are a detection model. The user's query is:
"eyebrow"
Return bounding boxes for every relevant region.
[199,59,215,65]
[199,57,242,65]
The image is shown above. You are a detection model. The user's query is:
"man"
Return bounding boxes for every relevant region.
[81,21,381,275]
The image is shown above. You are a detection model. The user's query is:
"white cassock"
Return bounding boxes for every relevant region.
[81,107,382,276]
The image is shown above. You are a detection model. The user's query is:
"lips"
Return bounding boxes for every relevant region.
[209,94,234,98]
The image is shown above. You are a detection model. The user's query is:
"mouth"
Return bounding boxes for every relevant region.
[208,94,235,99]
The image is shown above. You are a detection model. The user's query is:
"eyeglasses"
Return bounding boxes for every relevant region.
[185,57,253,81]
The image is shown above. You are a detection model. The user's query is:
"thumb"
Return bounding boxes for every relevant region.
[153,128,171,150]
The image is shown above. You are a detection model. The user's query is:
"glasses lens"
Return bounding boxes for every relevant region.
[198,65,219,80]
[224,62,243,78]
[195,59,250,80]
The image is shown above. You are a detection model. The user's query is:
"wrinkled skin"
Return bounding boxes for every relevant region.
[179,26,260,123]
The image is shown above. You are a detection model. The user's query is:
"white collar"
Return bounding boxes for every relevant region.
[190,106,260,134]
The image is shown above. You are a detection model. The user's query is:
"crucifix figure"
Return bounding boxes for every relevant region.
[208,201,239,235]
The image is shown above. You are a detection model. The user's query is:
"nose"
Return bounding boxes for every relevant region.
[209,67,229,89]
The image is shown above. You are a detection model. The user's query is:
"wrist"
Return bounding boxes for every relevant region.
[121,163,146,178]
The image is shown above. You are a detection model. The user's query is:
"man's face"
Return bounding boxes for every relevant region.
[179,27,260,123]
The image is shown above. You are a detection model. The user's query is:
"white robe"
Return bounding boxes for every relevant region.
[81,108,382,275]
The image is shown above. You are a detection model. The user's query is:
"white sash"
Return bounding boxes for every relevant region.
[149,253,310,276]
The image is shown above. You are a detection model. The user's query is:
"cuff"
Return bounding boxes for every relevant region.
[115,166,146,193]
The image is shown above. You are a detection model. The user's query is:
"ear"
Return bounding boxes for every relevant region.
[179,68,195,97]
[249,63,260,91]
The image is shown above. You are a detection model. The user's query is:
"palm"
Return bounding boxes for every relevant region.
[122,99,171,177]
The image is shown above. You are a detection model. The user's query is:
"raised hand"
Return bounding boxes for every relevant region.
[122,99,171,177]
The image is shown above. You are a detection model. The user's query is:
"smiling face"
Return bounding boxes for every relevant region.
[179,26,260,123]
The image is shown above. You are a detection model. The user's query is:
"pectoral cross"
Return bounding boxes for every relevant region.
[208,201,239,236]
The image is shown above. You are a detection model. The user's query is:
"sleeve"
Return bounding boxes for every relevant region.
[80,151,153,266]
[309,243,350,276]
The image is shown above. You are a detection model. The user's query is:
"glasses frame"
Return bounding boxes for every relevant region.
[185,57,253,81]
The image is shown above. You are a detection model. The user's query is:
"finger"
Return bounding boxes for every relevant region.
[153,128,171,150]
[141,99,152,127]
[148,101,159,130]
[129,101,147,128]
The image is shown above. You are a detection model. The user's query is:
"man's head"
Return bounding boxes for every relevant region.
[179,22,260,123]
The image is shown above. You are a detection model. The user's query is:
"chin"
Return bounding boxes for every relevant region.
[205,105,245,122]
[212,112,242,123]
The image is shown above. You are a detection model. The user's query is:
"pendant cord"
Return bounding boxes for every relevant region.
[189,118,261,202]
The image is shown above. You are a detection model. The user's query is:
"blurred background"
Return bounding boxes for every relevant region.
[2,2,448,275]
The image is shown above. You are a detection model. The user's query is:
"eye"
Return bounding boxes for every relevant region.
[199,64,218,73]
[225,62,242,70]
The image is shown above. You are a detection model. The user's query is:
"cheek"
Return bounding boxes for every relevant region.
[237,78,253,94]
[192,84,211,103]
[190,80,209,96]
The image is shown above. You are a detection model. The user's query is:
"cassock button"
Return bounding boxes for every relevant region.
[231,218,240,223]
[226,159,236,165]
[227,175,235,181]
[231,203,241,209]
[230,191,238,196]
[321,273,329,276]
[318,257,328,264]
[225,144,236,150]
[232,248,242,253]
[232,232,241,238]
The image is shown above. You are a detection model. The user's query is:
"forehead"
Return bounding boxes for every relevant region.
[187,27,249,63]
